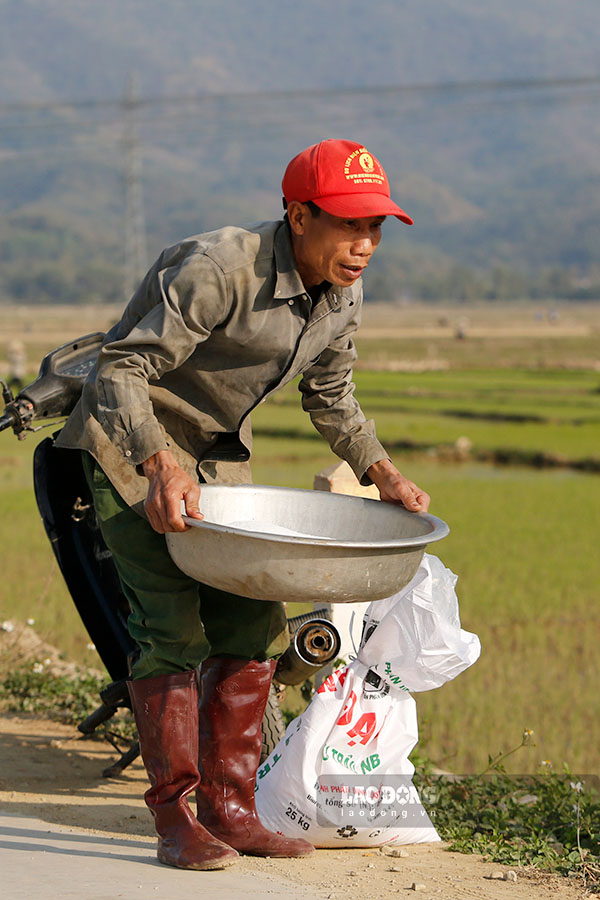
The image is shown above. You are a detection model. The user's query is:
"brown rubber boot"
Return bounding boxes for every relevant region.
[196,657,314,858]
[128,670,239,870]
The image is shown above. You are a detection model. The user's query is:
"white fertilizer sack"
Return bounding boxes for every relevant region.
[255,554,480,848]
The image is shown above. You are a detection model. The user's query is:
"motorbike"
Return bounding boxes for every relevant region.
[0,334,341,775]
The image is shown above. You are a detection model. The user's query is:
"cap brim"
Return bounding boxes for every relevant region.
[312,194,413,225]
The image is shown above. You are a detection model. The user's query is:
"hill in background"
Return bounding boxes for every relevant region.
[0,0,599,303]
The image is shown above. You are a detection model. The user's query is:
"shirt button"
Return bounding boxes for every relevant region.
[124,450,132,458]
[288,299,294,306]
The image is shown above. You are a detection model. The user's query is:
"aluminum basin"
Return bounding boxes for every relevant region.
[165,484,449,604]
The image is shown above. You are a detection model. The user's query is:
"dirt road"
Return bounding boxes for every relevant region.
[0,713,586,900]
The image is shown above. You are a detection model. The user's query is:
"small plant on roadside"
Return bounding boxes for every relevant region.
[413,730,600,894]
[0,666,136,744]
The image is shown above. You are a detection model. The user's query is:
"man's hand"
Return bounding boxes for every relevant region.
[366,458,431,513]
[142,450,204,533]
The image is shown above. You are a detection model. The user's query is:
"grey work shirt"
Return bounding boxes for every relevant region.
[56,219,388,512]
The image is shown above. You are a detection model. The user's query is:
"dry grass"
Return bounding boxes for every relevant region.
[1,301,599,377]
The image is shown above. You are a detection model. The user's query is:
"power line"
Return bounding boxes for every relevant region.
[1,85,598,158]
[0,73,598,116]
[0,81,598,145]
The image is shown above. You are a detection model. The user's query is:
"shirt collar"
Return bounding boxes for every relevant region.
[273,221,307,300]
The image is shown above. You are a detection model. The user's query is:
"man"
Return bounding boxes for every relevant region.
[56,138,430,870]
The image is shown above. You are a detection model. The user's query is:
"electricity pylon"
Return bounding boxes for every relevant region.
[123,74,148,300]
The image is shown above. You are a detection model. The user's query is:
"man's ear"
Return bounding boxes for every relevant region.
[287,200,309,236]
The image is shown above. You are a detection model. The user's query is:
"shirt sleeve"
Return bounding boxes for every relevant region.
[298,301,389,485]
[95,250,228,466]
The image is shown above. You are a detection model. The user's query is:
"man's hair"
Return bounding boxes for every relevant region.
[282,198,321,217]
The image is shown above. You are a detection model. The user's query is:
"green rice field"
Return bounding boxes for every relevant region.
[259,368,600,462]
[1,302,599,775]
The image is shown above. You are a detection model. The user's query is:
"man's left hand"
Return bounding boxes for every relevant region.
[366,458,431,513]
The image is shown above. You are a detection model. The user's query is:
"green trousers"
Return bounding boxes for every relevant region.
[82,453,289,680]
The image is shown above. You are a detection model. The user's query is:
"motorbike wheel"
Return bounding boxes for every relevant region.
[82,678,286,775]
[260,683,286,762]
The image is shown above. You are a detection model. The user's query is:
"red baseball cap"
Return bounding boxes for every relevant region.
[282,139,413,225]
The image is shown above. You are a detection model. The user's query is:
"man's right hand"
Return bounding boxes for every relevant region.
[142,450,204,533]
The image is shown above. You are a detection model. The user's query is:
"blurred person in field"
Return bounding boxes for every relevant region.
[7,340,26,394]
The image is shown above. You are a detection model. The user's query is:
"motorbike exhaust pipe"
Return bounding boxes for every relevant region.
[274,617,341,685]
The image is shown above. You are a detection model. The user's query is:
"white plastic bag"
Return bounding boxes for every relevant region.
[255,659,439,847]
[254,553,480,848]
[358,553,481,692]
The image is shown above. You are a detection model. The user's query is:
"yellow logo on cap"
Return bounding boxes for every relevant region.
[359,152,375,173]
[344,147,385,186]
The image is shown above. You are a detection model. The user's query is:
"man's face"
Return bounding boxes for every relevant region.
[287,203,385,289]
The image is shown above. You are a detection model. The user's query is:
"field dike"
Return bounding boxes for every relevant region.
[254,425,600,473]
